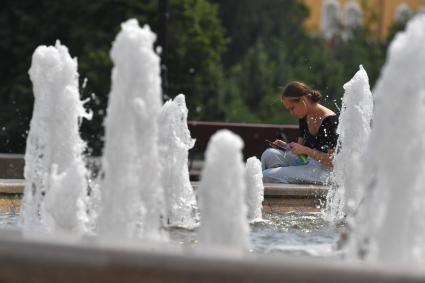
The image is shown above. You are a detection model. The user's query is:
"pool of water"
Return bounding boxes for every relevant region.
[0,196,20,228]
[0,195,344,257]
[169,212,344,258]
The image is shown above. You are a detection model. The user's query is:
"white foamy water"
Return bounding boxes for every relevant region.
[352,15,425,265]
[22,41,90,235]
[158,94,197,228]
[321,0,340,40]
[245,157,264,222]
[198,130,250,251]
[97,19,165,241]
[325,65,373,222]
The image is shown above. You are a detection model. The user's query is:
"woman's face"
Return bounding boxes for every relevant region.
[282,97,308,119]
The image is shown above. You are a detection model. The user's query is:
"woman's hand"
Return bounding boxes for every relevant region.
[288,142,309,155]
[288,142,334,167]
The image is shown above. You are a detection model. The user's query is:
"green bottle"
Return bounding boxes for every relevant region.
[298,154,308,164]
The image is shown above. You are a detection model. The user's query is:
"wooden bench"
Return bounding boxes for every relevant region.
[0,122,299,181]
[187,121,299,181]
[188,121,299,160]
[0,154,24,179]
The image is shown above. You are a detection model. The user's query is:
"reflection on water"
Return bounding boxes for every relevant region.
[0,195,21,228]
[0,196,344,257]
[170,213,344,257]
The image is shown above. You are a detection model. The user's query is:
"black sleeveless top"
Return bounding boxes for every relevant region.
[299,115,339,153]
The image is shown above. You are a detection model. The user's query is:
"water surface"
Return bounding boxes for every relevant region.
[0,196,343,257]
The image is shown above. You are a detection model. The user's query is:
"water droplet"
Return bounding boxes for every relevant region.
[82,78,88,89]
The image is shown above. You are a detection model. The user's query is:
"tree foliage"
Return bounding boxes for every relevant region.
[0,0,400,154]
[214,0,392,124]
[215,0,344,123]
[0,0,226,154]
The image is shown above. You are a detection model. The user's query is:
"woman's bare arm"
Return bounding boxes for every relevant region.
[304,148,334,167]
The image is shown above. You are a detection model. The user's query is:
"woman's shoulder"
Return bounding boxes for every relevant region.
[322,114,339,127]
[319,105,337,117]
[323,113,338,120]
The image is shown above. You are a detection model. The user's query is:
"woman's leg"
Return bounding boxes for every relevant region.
[261,148,305,170]
[262,159,331,185]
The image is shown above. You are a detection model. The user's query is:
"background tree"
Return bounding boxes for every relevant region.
[0,0,227,154]
[215,0,346,123]
[166,0,228,121]
[0,0,400,154]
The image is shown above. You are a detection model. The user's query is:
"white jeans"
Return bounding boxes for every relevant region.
[261,148,331,184]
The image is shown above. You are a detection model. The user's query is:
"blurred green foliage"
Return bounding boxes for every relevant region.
[214,0,389,124]
[0,0,408,154]
[0,0,226,155]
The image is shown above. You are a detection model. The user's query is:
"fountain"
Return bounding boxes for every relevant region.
[325,65,373,222]
[96,19,165,241]
[19,19,303,254]
[350,14,425,265]
[1,12,425,283]
[197,130,250,252]
[245,157,264,222]
[22,41,91,235]
[158,94,197,228]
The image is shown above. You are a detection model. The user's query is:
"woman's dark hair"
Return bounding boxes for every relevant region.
[281,81,322,103]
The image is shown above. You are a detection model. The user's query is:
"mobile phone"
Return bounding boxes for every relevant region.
[265,139,288,151]
[265,140,308,164]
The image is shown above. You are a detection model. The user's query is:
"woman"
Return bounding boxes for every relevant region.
[261,81,338,184]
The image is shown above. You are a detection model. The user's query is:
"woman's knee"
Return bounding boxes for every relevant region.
[262,168,282,183]
[262,170,274,183]
[261,148,281,163]
[261,148,281,170]
[261,148,271,162]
